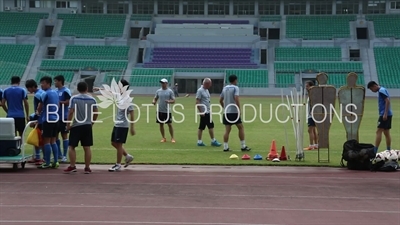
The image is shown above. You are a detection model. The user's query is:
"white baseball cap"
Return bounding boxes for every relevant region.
[160,78,168,83]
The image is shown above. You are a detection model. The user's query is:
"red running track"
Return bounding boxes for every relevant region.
[0,164,399,225]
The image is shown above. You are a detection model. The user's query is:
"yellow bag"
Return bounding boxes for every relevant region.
[27,127,39,147]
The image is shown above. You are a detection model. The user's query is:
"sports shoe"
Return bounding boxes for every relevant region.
[124,155,134,168]
[51,162,59,169]
[64,166,77,173]
[84,167,92,174]
[37,163,51,169]
[197,142,206,146]
[160,138,167,143]
[109,164,122,172]
[211,140,222,147]
[61,156,68,163]
[241,146,251,151]
[223,148,230,152]
[35,159,44,165]
[171,139,176,143]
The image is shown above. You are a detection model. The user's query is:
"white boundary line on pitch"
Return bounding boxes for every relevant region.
[0,205,398,214]
[1,192,398,201]
[0,221,276,225]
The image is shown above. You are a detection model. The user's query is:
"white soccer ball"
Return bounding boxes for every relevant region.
[374,152,385,163]
[388,150,398,162]
[395,150,400,160]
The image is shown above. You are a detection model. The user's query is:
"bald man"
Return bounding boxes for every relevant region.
[195,78,221,147]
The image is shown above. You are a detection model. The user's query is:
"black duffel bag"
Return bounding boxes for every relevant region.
[340,139,375,170]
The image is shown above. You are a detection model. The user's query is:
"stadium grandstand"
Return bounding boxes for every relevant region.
[0,0,399,96]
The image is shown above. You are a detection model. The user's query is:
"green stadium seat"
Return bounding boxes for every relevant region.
[104,72,125,84]
[175,68,225,73]
[58,14,126,38]
[275,73,364,88]
[0,12,48,36]
[286,15,356,40]
[64,45,130,60]
[225,69,268,88]
[259,16,281,22]
[373,47,400,88]
[366,15,400,38]
[131,14,153,21]
[39,60,127,71]
[129,69,174,87]
[275,47,342,61]
[0,44,35,84]
[274,62,363,73]
[35,71,75,83]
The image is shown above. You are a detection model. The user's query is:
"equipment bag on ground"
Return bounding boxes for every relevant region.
[341,139,376,170]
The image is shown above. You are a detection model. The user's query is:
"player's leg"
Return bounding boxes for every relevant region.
[157,112,167,142]
[64,126,78,173]
[109,127,132,171]
[206,114,221,146]
[197,116,206,146]
[50,123,59,168]
[38,122,52,169]
[382,116,392,150]
[222,113,233,151]
[374,116,385,153]
[312,127,318,148]
[81,125,93,174]
[236,122,251,151]
[167,113,175,142]
[15,118,25,138]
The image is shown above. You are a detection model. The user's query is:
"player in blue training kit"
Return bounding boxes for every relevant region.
[36,76,60,169]
[54,75,71,163]
[1,76,29,136]
[367,81,393,154]
[0,89,3,106]
[26,79,45,165]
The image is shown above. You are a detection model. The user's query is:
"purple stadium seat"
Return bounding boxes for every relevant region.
[145,47,256,68]
[162,20,249,24]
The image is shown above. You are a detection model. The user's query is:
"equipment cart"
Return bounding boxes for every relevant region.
[0,118,35,170]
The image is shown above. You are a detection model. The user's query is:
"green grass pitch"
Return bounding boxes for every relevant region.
[2,95,399,167]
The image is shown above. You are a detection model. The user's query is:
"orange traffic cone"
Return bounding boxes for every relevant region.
[267,140,279,160]
[279,146,287,161]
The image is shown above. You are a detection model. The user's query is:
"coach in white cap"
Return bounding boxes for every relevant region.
[152,78,176,143]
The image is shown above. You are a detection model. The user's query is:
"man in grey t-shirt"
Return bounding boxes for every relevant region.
[196,78,221,147]
[65,81,98,174]
[152,78,176,143]
[219,75,250,152]
[109,79,135,172]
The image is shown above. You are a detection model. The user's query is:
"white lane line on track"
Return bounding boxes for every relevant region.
[0,205,398,214]
[0,192,398,200]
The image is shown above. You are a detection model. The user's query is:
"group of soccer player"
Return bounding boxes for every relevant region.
[0,75,134,173]
[152,75,251,152]
[0,74,392,172]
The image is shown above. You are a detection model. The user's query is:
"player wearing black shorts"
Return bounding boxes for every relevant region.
[152,78,176,143]
[64,82,98,174]
[219,75,250,152]
[367,81,393,153]
[195,78,221,147]
[108,79,135,172]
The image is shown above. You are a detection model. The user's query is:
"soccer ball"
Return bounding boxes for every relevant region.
[374,152,385,163]
[394,150,400,160]
[388,150,399,162]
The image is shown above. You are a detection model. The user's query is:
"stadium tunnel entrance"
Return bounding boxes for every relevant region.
[80,69,98,92]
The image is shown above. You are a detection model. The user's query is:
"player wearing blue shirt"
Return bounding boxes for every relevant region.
[1,76,29,136]
[26,79,45,165]
[36,76,60,169]
[54,75,71,163]
[367,81,393,153]
[0,88,3,106]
